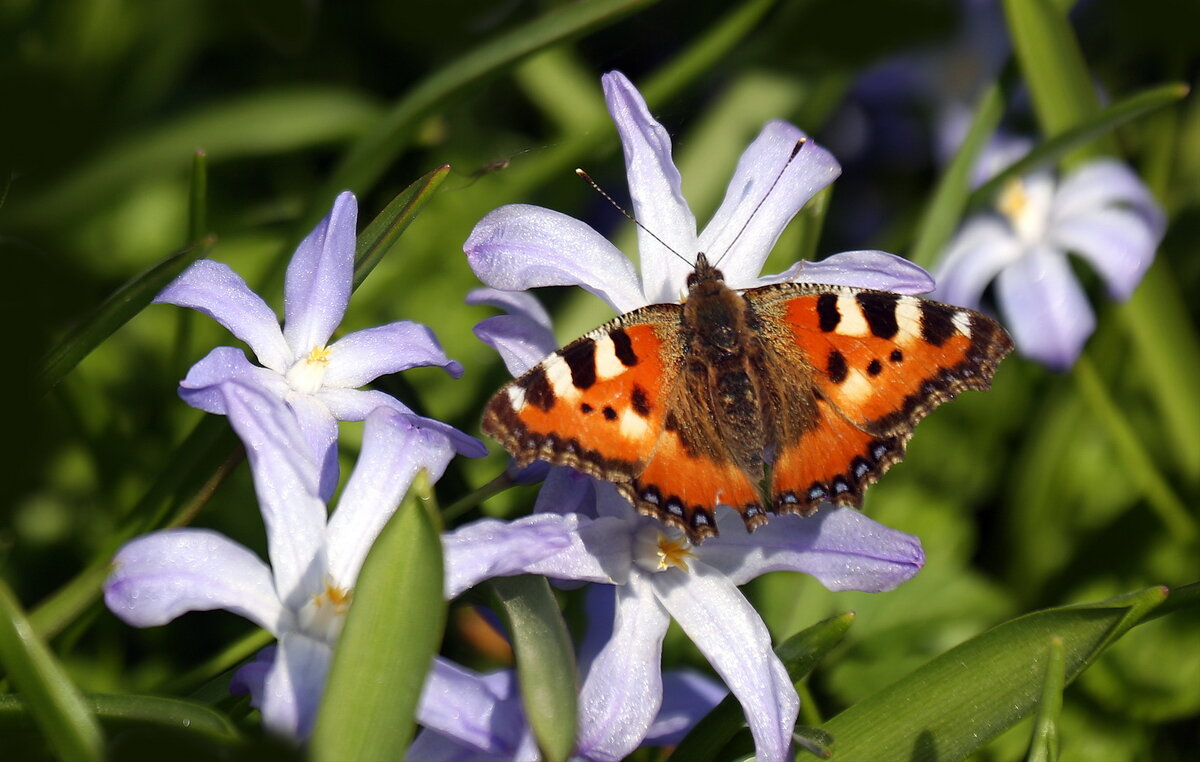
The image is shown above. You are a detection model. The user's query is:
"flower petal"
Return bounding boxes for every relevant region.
[473,315,555,378]
[219,383,328,608]
[259,631,332,739]
[762,249,936,294]
[414,660,534,759]
[467,287,553,332]
[576,574,671,762]
[105,528,285,633]
[1053,159,1166,233]
[286,392,341,502]
[698,507,924,590]
[283,191,356,354]
[465,204,645,313]
[532,466,599,517]
[996,244,1095,370]
[657,563,798,762]
[176,346,290,414]
[324,321,462,388]
[316,387,487,458]
[441,514,578,598]
[230,646,274,699]
[602,71,697,303]
[646,670,727,746]
[523,514,635,586]
[933,216,1023,308]
[1050,207,1159,300]
[326,407,456,587]
[154,260,292,372]
[700,122,841,288]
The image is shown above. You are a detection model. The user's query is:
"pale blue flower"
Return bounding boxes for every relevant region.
[105,381,461,738]
[934,158,1165,369]
[439,483,924,762]
[156,191,484,498]
[465,70,935,319]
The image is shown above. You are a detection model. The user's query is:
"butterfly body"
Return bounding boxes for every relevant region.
[484,254,1012,541]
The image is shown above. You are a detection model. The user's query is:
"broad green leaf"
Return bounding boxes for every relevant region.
[672,612,855,762]
[353,164,452,288]
[318,0,662,213]
[970,83,1190,209]
[908,81,1006,269]
[1002,0,1111,163]
[819,586,1167,761]
[311,473,446,761]
[488,576,578,762]
[38,235,215,394]
[0,580,103,762]
[1025,637,1064,762]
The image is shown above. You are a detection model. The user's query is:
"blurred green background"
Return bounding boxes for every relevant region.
[2,0,1197,759]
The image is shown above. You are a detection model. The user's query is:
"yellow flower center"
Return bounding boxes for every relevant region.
[285,345,333,394]
[634,524,696,573]
[996,177,1047,242]
[298,579,353,643]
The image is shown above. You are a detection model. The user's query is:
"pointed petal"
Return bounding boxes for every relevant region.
[219,383,328,608]
[176,346,290,414]
[324,321,462,387]
[602,70,697,303]
[1050,207,1159,300]
[441,514,579,598]
[260,631,332,740]
[646,670,727,746]
[699,507,924,590]
[996,245,1095,370]
[465,204,645,313]
[283,191,356,353]
[326,407,456,587]
[700,123,841,287]
[415,661,534,758]
[316,388,487,458]
[1053,159,1165,235]
[230,646,274,699]
[467,287,553,332]
[577,584,616,674]
[286,393,341,502]
[154,260,292,372]
[523,514,634,586]
[658,564,798,762]
[105,528,285,633]
[576,574,671,762]
[762,249,936,294]
[473,315,556,378]
[933,216,1023,308]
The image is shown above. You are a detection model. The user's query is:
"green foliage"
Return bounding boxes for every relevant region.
[3,1,1196,760]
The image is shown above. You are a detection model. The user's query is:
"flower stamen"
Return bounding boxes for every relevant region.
[285,345,333,394]
[634,524,696,573]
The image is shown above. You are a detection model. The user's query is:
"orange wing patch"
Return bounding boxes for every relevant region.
[483,311,681,484]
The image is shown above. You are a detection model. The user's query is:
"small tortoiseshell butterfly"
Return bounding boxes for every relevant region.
[483,250,1013,542]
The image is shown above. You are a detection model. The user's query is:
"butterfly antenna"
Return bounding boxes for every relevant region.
[575,168,693,268]
[712,137,807,269]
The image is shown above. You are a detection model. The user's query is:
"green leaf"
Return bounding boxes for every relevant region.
[487,576,578,762]
[353,164,451,288]
[0,580,103,762]
[970,83,1190,209]
[671,611,855,762]
[318,0,662,212]
[820,586,1167,762]
[38,235,215,394]
[908,81,1006,269]
[1025,637,1065,762]
[14,88,382,226]
[310,472,446,761]
[1002,0,1111,163]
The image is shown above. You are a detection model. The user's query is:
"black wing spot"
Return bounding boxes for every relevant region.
[866,359,883,376]
[817,293,840,332]
[563,339,597,389]
[602,406,618,421]
[827,350,848,384]
[857,292,900,339]
[610,327,639,366]
[524,368,556,412]
[920,303,957,347]
[890,349,904,363]
[631,384,652,417]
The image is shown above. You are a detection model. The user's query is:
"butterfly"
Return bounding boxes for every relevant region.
[483,255,1012,543]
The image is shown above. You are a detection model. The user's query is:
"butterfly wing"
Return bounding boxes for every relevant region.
[750,284,1013,513]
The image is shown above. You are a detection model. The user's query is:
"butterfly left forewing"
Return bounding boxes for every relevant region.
[749,283,1013,513]
[483,307,684,483]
